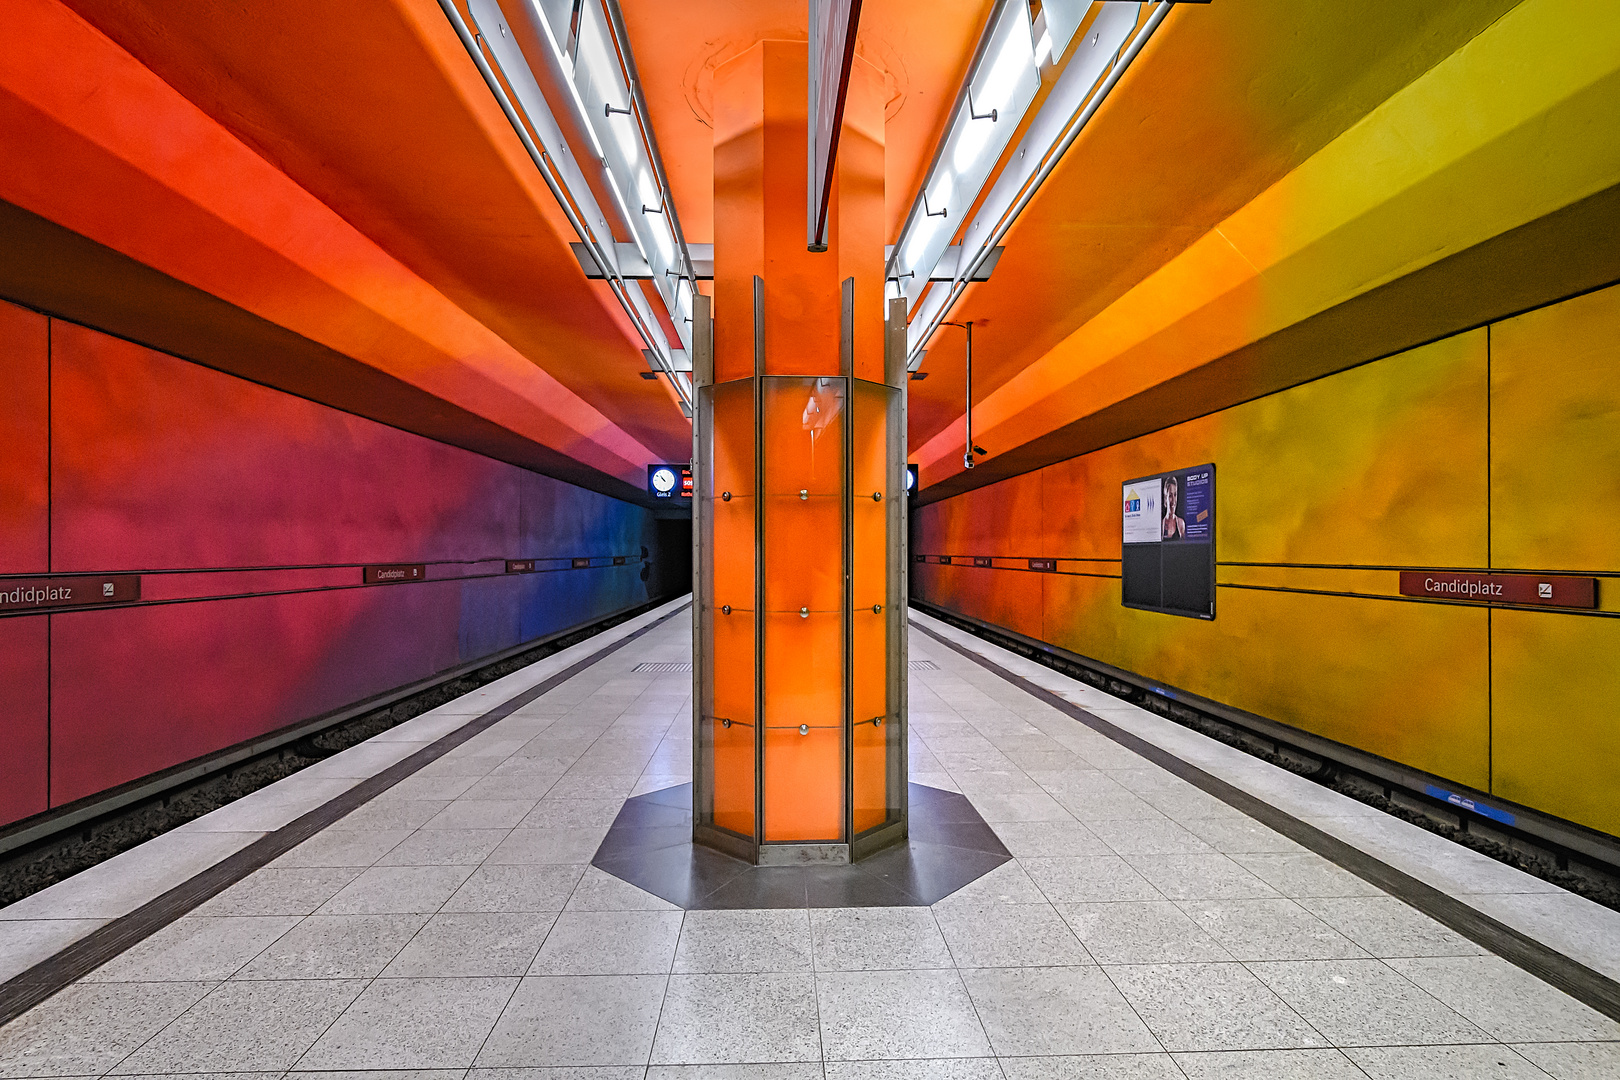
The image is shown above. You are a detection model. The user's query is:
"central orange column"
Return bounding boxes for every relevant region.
[695,40,902,859]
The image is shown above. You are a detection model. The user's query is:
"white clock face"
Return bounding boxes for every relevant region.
[652,467,677,493]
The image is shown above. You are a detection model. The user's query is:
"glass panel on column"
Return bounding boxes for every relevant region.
[697,379,756,841]
[852,379,901,835]
[760,376,847,844]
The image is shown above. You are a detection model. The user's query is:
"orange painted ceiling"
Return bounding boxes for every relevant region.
[48,0,1526,490]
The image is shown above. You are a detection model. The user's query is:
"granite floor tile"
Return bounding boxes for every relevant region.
[1087,819,1214,856]
[272,829,411,869]
[296,976,518,1070]
[441,864,585,913]
[650,973,821,1064]
[1299,895,1488,958]
[673,909,813,973]
[1123,853,1279,901]
[109,979,365,1074]
[327,800,452,832]
[565,867,682,911]
[376,829,510,867]
[193,867,366,917]
[519,798,628,830]
[1170,1048,1367,1079]
[1105,963,1326,1052]
[485,827,610,865]
[811,907,953,971]
[1057,902,1232,965]
[826,1061,1006,1080]
[83,915,298,982]
[933,901,1093,968]
[999,1055,1181,1079]
[234,914,429,979]
[316,865,476,915]
[0,981,213,1078]
[1345,1044,1550,1080]
[1178,898,1367,961]
[474,974,667,1067]
[1385,954,1620,1041]
[529,909,683,975]
[1246,958,1489,1046]
[1019,856,1163,903]
[817,969,991,1060]
[986,821,1111,859]
[421,800,540,831]
[381,912,558,977]
[1510,1040,1620,1080]
[1177,817,1305,854]
[961,965,1159,1056]
[1226,853,1383,899]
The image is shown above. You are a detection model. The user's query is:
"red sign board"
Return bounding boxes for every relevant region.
[363,564,425,584]
[506,560,537,573]
[0,574,141,612]
[1029,558,1056,572]
[973,557,992,568]
[1398,571,1596,608]
[938,556,952,565]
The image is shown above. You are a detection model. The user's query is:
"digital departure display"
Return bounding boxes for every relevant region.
[1121,464,1215,619]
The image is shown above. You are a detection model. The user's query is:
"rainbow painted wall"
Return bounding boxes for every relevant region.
[0,298,687,829]
[912,281,1620,839]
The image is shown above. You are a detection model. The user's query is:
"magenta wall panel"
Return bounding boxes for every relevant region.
[0,620,49,823]
[0,314,682,825]
[49,586,461,803]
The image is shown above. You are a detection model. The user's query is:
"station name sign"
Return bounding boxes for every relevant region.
[363,564,425,584]
[0,574,141,612]
[1398,571,1596,608]
[506,560,537,574]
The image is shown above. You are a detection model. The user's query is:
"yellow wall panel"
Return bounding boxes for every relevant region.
[1492,610,1620,836]
[1211,329,1488,567]
[917,283,1620,834]
[1491,284,1620,572]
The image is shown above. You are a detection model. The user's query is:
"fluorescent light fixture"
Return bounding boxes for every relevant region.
[449,0,697,412]
[886,0,1039,312]
[893,1,1174,365]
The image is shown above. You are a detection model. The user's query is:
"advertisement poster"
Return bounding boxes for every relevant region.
[1122,479,1162,544]
[1178,467,1214,542]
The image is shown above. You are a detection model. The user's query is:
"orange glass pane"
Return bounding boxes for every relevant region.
[763,726,844,842]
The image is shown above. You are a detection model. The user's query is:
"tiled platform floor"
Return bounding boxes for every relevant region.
[0,608,1617,1078]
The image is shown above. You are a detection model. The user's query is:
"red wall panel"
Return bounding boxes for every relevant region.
[0,299,49,822]
[49,322,519,571]
[0,298,48,573]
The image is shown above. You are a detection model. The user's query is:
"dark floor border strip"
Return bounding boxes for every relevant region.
[0,600,691,1028]
[910,615,1620,1024]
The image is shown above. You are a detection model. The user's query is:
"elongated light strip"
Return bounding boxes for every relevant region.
[888,1,1173,367]
[443,0,695,408]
